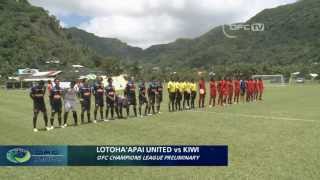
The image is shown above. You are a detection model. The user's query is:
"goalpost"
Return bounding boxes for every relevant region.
[252,74,286,86]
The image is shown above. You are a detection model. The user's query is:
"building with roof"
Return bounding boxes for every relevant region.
[6,68,62,89]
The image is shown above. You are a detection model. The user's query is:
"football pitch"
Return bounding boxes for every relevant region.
[0,85,319,180]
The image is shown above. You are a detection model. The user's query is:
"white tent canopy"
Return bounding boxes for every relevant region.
[310,73,318,78]
[102,75,127,91]
[79,74,97,80]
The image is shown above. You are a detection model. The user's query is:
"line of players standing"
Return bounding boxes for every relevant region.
[166,77,264,112]
[29,77,163,132]
[209,77,264,107]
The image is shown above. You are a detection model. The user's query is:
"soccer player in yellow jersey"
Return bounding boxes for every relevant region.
[190,79,197,109]
[173,80,178,110]
[181,80,187,109]
[175,80,183,111]
[182,80,190,110]
[185,82,191,109]
[167,78,176,112]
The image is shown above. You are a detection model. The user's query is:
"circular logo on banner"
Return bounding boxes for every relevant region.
[6,148,31,164]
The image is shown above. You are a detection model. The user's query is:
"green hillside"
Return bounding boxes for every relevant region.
[140,0,320,77]
[66,0,320,77]
[1,0,320,80]
[66,28,143,62]
[0,0,106,78]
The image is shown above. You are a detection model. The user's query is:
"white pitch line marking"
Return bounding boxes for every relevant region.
[189,110,318,123]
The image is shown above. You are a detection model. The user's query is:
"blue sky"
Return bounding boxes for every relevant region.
[29,0,297,48]
[57,15,91,28]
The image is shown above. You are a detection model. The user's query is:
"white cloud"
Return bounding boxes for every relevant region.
[59,21,68,28]
[79,14,182,48]
[29,0,298,48]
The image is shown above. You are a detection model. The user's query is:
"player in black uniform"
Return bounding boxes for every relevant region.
[93,77,104,122]
[138,80,148,117]
[30,81,49,132]
[79,79,92,123]
[47,80,53,108]
[155,80,163,114]
[105,78,116,120]
[147,77,157,115]
[124,78,137,117]
[49,79,63,129]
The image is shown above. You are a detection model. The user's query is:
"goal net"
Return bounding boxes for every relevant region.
[252,75,286,86]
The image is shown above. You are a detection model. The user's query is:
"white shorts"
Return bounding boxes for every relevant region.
[64,101,77,112]
[199,89,205,95]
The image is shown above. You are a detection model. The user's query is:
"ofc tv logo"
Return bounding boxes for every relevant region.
[222,23,265,38]
[6,148,31,164]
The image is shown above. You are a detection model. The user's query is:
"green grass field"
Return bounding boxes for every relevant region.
[0,85,320,180]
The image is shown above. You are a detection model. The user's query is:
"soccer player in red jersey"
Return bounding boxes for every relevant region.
[220,78,226,106]
[223,78,229,105]
[228,78,234,104]
[254,78,259,101]
[209,77,216,107]
[233,77,240,104]
[247,79,251,102]
[245,79,250,102]
[217,79,223,106]
[249,79,254,102]
[258,78,264,100]
[252,79,256,101]
[198,77,206,108]
[253,79,257,102]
